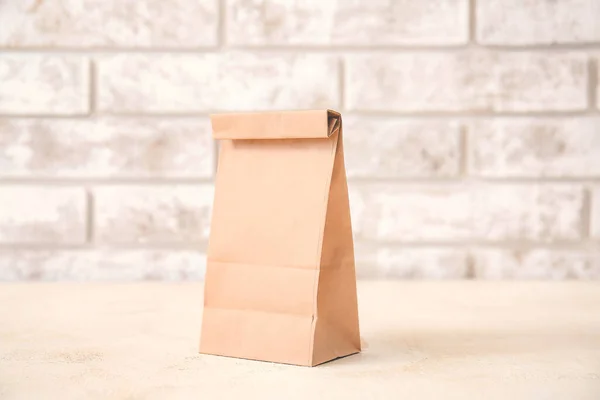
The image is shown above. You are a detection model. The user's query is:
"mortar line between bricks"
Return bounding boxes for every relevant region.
[86,188,94,244]
[346,177,600,184]
[88,60,96,116]
[582,187,593,239]
[353,241,599,249]
[1,44,600,54]
[0,243,209,251]
[213,140,219,176]
[2,111,598,119]
[218,0,226,48]
[0,177,599,185]
[338,59,345,112]
[468,0,476,44]
[0,114,213,119]
[459,125,469,176]
[0,178,215,185]
[1,177,599,185]
[340,110,596,118]
[589,58,598,110]
[0,242,596,251]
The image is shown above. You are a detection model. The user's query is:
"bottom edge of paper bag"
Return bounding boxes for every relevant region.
[198,349,312,367]
[310,349,360,367]
[198,349,360,367]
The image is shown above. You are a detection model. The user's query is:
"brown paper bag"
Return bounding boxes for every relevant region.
[200,109,361,366]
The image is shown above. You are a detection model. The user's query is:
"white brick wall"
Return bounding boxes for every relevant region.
[344,118,463,178]
[0,0,219,47]
[0,0,598,281]
[345,52,588,112]
[468,118,600,177]
[476,0,600,45]
[226,0,469,45]
[350,184,584,242]
[96,53,339,112]
[0,187,86,244]
[0,55,89,115]
[0,118,213,177]
[0,250,206,280]
[94,185,214,244]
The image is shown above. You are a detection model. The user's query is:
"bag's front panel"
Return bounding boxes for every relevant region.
[202,133,337,365]
[208,137,335,268]
[205,261,317,316]
[201,307,314,365]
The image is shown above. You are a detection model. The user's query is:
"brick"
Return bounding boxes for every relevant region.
[0,118,213,178]
[0,187,86,244]
[349,184,584,242]
[354,244,468,279]
[469,118,600,177]
[473,249,600,279]
[0,55,88,115]
[0,0,217,48]
[592,187,600,239]
[477,0,600,45]
[96,53,338,113]
[344,117,463,178]
[0,250,206,281]
[597,60,600,110]
[94,185,213,244]
[227,0,468,46]
[345,52,588,112]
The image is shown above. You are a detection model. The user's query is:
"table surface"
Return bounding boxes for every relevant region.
[1,282,599,399]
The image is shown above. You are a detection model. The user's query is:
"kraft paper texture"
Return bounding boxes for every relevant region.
[200,109,361,367]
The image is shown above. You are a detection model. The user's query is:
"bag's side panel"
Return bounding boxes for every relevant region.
[311,127,361,366]
[201,133,337,366]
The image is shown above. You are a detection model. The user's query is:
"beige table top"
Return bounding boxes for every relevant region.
[1,282,599,399]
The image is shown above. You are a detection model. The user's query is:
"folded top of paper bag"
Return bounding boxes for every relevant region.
[211,109,340,140]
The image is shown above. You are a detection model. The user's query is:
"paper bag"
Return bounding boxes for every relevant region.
[200,109,361,366]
